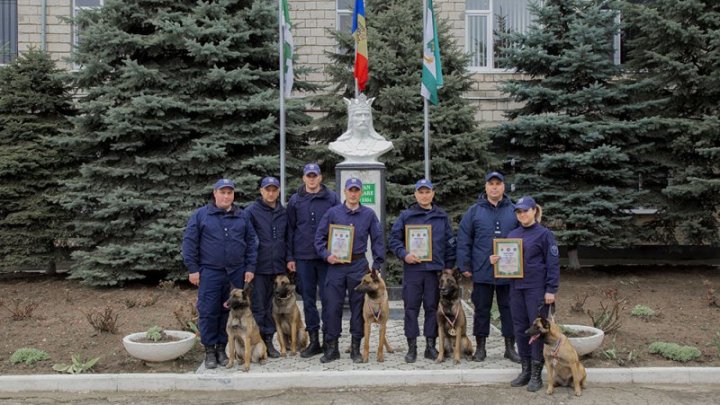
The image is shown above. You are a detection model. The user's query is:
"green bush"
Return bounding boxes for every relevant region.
[648,342,701,362]
[631,304,655,317]
[9,348,50,365]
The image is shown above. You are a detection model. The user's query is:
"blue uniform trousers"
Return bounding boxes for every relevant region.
[471,283,514,337]
[510,285,546,361]
[251,274,277,336]
[197,268,243,346]
[324,258,366,340]
[402,270,440,338]
[296,259,328,333]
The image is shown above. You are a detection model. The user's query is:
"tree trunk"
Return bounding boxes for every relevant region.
[567,247,581,270]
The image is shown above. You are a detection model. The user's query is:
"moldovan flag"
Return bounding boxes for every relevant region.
[421,0,443,105]
[352,0,368,92]
[281,0,294,95]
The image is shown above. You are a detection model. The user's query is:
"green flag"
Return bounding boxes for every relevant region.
[421,0,443,105]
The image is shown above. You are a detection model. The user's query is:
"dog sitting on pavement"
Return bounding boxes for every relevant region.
[272,272,308,356]
[525,308,587,396]
[225,287,267,372]
[436,269,473,364]
[354,268,394,363]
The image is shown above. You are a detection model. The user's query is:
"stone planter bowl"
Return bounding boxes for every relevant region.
[562,324,605,356]
[123,330,197,362]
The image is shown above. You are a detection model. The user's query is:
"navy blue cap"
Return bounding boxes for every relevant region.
[485,171,505,182]
[303,163,321,176]
[213,178,235,190]
[514,196,537,211]
[260,176,280,189]
[345,177,363,190]
[415,179,433,190]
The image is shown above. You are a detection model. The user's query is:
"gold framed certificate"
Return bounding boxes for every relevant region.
[493,238,524,278]
[328,224,354,263]
[405,225,432,262]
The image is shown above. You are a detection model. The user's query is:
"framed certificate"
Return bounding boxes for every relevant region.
[493,238,524,278]
[405,225,432,262]
[328,224,354,263]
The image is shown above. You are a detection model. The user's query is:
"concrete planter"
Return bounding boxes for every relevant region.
[123,330,197,362]
[562,324,605,356]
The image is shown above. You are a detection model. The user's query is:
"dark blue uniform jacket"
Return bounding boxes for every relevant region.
[389,203,456,271]
[507,223,560,294]
[456,194,518,285]
[182,203,258,275]
[287,184,340,261]
[246,198,290,275]
[314,204,385,270]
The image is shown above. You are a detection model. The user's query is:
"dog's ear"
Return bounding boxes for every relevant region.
[370,268,379,281]
[287,271,296,284]
[452,268,462,282]
[541,318,550,330]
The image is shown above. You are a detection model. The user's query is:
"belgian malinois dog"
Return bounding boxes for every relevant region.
[355,268,394,362]
[272,272,308,356]
[436,269,473,364]
[526,310,587,396]
[225,287,267,372]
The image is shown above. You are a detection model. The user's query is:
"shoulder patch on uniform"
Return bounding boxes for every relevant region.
[550,245,559,257]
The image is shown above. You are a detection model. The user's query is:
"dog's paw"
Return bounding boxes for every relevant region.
[546,388,554,395]
[280,352,288,358]
[242,365,250,372]
[574,390,582,397]
[454,359,461,365]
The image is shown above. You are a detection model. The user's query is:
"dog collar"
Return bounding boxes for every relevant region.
[551,336,563,358]
[366,301,382,322]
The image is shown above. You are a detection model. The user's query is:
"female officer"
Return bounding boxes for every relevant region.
[492,196,560,392]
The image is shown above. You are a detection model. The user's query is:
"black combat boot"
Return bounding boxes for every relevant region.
[263,333,280,358]
[204,345,218,369]
[526,360,544,392]
[473,336,487,362]
[350,336,363,363]
[215,343,229,367]
[503,336,521,363]
[510,358,531,387]
[301,330,322,358]
[405,337,417,363]
[319,338,340,363]
[424,337,439,360]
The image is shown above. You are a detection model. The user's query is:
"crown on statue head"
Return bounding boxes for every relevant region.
[344,94,375,115]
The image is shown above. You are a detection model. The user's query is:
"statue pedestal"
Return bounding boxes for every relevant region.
[335,162,387,266]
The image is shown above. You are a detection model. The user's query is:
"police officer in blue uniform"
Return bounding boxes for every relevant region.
[498,196,560,392]
[246,176,289,359]
[314,178,385,363]
[389,179,455,363]
[182,179,258,369]
[287,163,341,358]
[456,172,521,363]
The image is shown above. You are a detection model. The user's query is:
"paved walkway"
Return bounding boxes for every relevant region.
[197,299,516,374]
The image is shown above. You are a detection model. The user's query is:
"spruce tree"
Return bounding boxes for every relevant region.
[491,0,641,268]
[59,0,312,285]
[306,0,493,221]
[0,49,75,271]
[622,0,720,244]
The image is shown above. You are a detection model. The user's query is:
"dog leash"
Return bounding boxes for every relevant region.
[366,301,382,322]
[438,303,460,334]
[550,336,563,366]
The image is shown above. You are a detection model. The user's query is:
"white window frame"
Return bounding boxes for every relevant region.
[72,0,104,70]
[337,0,353,34]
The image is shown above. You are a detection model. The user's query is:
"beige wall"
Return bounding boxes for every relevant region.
[17,0,74,70]
[14,0,522,124]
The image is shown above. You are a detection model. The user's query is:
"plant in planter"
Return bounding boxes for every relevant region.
[122,325,197,362]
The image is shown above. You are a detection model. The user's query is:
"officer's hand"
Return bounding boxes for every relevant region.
[287,261,296,272]
[245,272,255,284]
[404,253,421,264]
[327,255,339,264]
[462,271,472,278]
[188,272,200,287]
[489,255,500,265]
[544,292,556,304]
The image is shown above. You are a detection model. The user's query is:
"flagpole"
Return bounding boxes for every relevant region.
[278,0,287,205]
[423,0,430,181]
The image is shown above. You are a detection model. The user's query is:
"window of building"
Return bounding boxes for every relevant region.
[73,0,103,48]
[466,0,622,71]
[1,0,18,64]
[337,0,353,33]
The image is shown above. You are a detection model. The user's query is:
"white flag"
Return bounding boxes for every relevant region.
[281,0,294,96]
